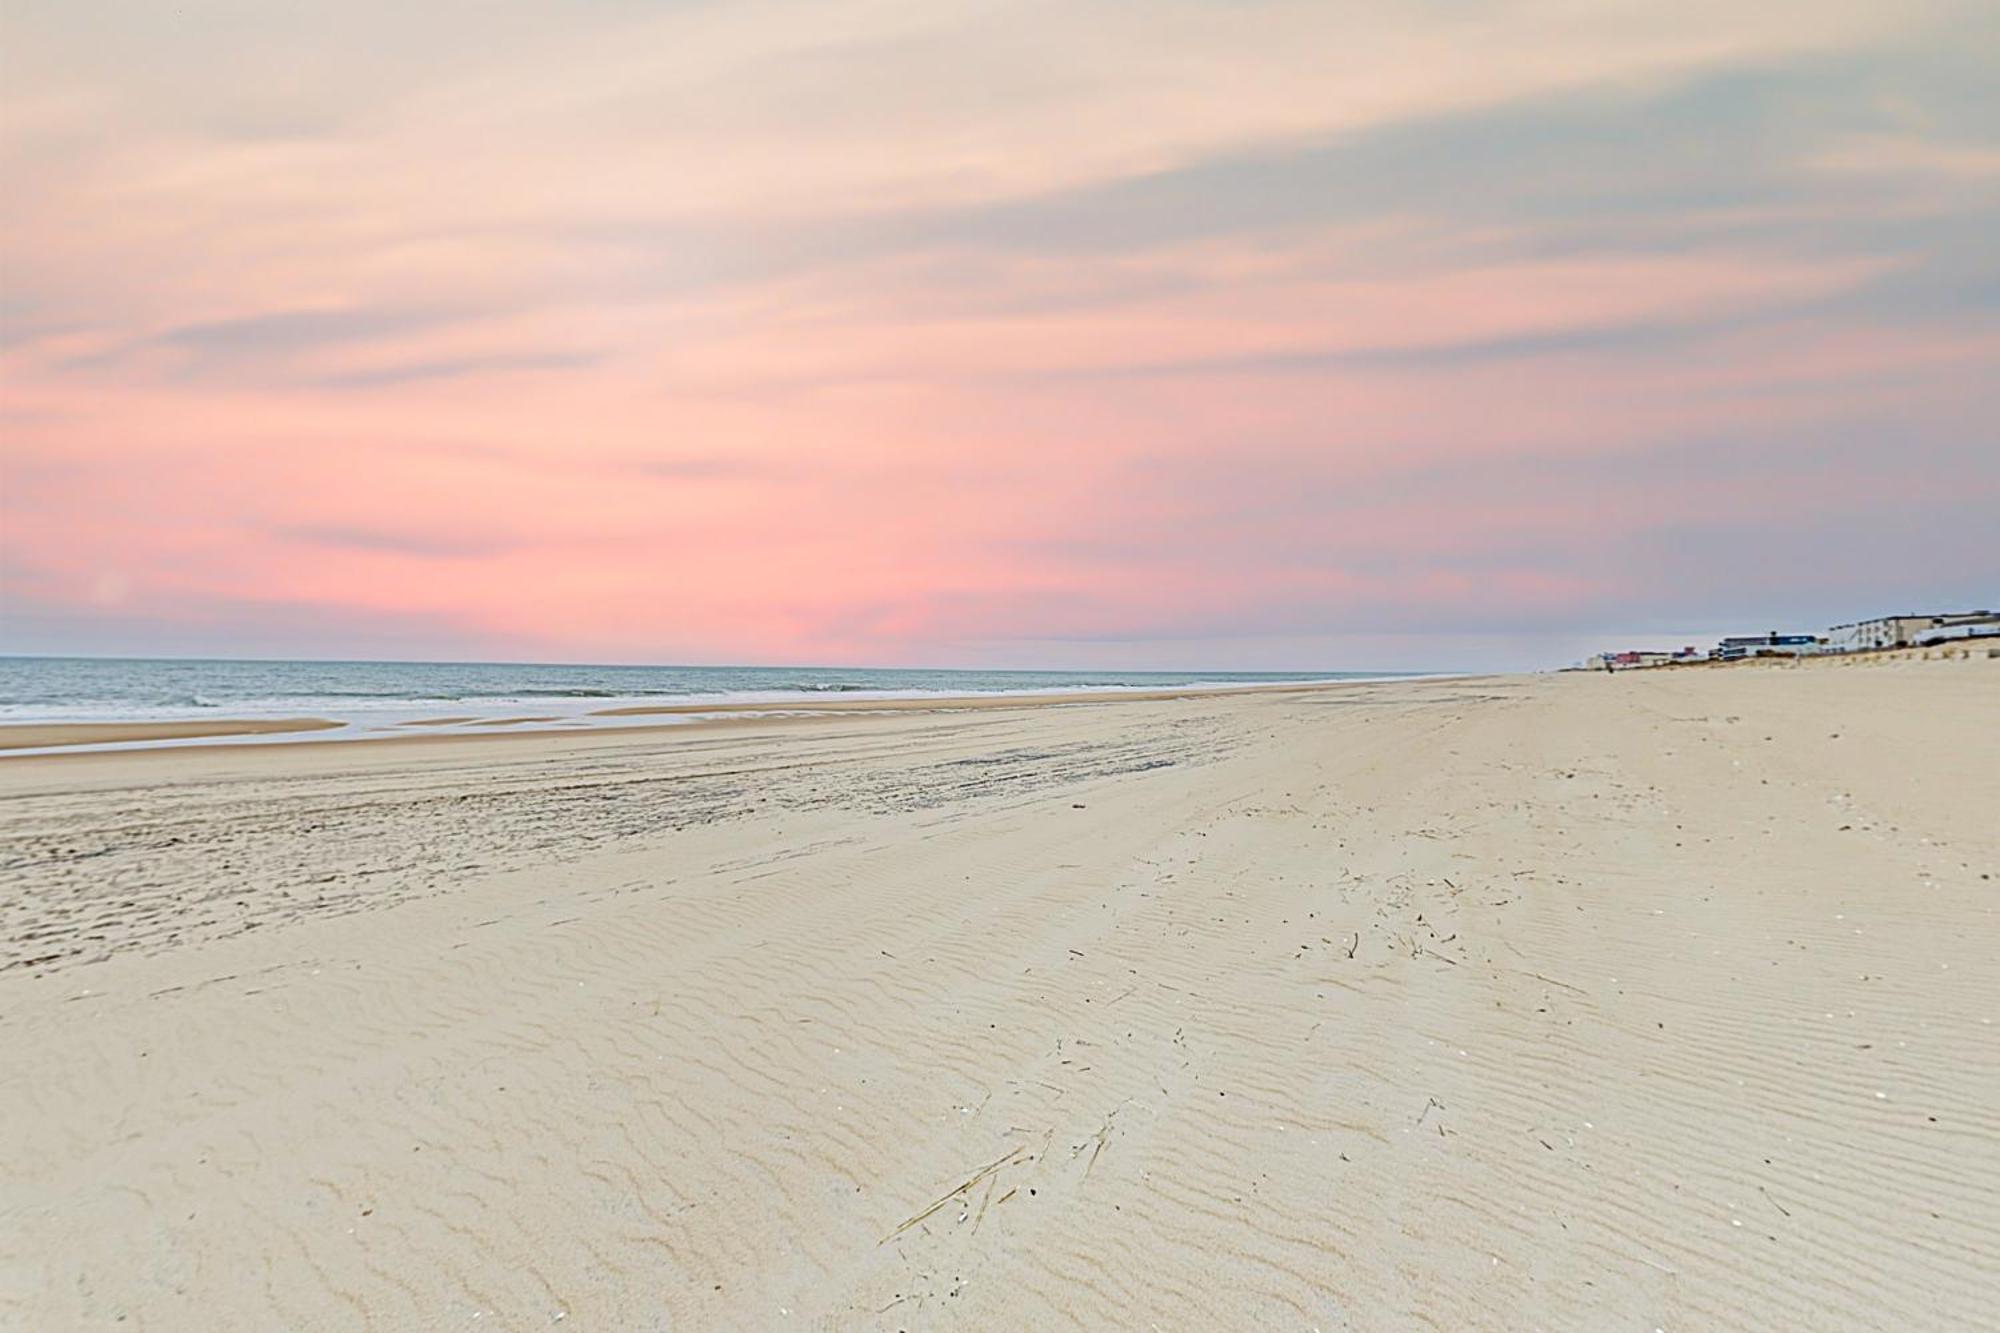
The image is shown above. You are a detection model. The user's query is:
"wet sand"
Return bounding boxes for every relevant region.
[0,681,1358,757]
[589,682,1315,718]
[0,717,342,750]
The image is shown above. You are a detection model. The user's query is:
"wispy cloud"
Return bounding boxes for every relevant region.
[311,350,602,389]
[2,0,1995,668]
[154,306,456,354]
[272,524,525,559]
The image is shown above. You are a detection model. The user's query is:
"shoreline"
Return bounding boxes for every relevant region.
[0,675,1450,760]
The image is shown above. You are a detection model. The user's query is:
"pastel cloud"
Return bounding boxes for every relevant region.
[2,0,1996,670]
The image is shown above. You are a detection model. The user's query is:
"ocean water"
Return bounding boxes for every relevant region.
[0,656,1412,750]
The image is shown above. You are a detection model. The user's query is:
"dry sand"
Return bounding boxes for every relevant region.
[1,663,1995,1329]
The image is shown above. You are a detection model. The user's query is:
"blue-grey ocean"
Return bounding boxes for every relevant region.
[0,656,1412,750]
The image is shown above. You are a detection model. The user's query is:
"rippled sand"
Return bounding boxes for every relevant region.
[2,662,1995,1328]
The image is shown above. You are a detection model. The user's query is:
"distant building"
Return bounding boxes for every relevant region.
[1826,611,2000,652]
[1583,645,1717,671]
[1713,632,1822,661]
[1594,648,1692,670]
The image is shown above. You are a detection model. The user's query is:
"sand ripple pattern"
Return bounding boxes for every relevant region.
[1,670,1996,1330]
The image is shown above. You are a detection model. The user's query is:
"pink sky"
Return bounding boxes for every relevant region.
[3,0,1997,670]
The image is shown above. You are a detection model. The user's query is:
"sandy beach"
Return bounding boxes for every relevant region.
[2,663,1995,1329]
[0,718,345,751]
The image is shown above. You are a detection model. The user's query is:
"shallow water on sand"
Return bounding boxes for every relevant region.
[0,655,1416,750]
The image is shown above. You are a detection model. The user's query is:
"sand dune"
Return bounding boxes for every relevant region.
[1,666,1995,1328]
